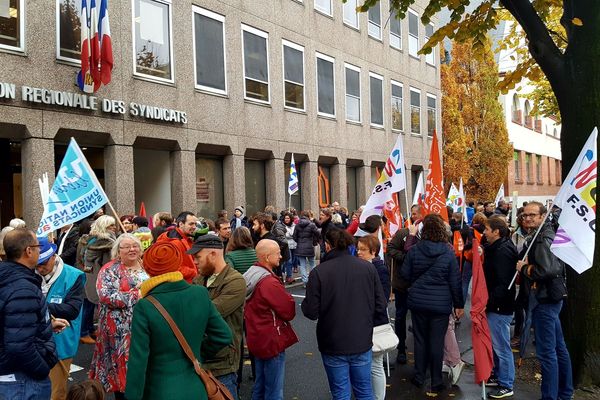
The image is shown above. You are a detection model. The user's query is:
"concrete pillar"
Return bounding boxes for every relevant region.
[223,154,245,212]
[170,150,197,214]
[21,137,55,228]
[331,162,347,207]
[357,165,371,207]
[266,158,286,211]
[301,161,319,214]
[104,144,135,215]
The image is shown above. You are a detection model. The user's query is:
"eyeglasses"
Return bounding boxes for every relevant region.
[119,245,140,251]
[28,244,42,249]
[521,213,541,218]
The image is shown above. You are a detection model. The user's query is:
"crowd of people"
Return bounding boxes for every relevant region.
[0,196,572,400]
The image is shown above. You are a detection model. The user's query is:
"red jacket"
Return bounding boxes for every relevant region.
[155,228,197,283]
[244,266,298,359]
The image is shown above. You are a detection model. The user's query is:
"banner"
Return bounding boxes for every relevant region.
[288,153,299,195]
[37,138,109,236]
[446,183,460,207]
[423,132,448,222]
[412,171,424,206]
[361,135,407,222]
[550,127,597,273]
[494,183,505,206]
[458,177,468,223]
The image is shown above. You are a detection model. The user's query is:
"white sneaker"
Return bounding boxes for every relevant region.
[450,360,465,385]
[442,364,451,374]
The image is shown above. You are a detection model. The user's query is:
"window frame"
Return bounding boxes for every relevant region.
[241,23,271,105]
[314,0,332,16]
[514,151,521,182]
[426,93,437,137]
[408,8,419,59]
[344,62,361,123]
[367,2,382,40]
[525,152,532,183]
[192,6,227,95]
[56,0,81,64]
[0,0,25,53]
[131,0,175,84]
[342,0,359,29]
[315,51,336,118]
[389,9,402,50]
[369,71,384,128]
[409,87,421,135]
[282,39,306,112]
[425,23,435,66]
[391,80,403,132]
[536,154,542,183]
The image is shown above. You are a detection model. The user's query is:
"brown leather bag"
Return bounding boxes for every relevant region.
[146,296,234,400]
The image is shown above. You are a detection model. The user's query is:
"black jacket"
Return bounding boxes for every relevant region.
[387,228,411,292]
[401,240,464,315]
[302,250,387,355]
[56,225,80,267]
[483,237,517,315]
[372,257,390,326]
[293,217,319,257]
[0,261,57,379]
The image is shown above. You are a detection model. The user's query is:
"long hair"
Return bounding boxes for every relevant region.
[90,215,116,237]
[420,214,449,242]
[226,226,254,252]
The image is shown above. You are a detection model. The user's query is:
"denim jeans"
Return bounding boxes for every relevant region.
[252,352,285,400]
[297,256,315,285]
[487,312,515,389]
[284,249,296,279]
[393,289,408,356]
[461,260,472,305]
[321,350,374,400]
[217,372,238,400]
[532,301,573,400]
[0,373,51,400]
[80,299,96,337]
[370,352,385,400]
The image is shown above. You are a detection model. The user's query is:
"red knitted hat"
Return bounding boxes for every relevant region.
[143,242,183,277]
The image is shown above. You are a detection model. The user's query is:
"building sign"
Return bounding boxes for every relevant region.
[0,81,187,124]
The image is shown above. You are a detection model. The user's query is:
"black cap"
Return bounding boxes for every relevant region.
[186,234,224,254]
[358,215,382,234]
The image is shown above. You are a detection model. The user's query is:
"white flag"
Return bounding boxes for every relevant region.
[361,135,407,222]
[494,183,505,206]
[458,177,468,223]
[288,154,299,195]
[550,127,597,273]
[447,183,460,207]
[412,171,424,206]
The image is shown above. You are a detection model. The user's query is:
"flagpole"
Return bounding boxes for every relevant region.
[403,188,411,227]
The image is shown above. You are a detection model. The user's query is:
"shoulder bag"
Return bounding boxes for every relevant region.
[372,323,399,353]
[146,295,234,400]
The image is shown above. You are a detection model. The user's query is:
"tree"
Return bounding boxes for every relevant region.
[351,0,600,386]
[441,39,512,201]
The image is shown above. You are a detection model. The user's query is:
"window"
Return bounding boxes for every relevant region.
[133,0,174,82]
[425,23,435,65]
[410,88,421,134]
[525,153,532,182]
[242,25,270,103]
[390,9,401,50]
[524,100,533,128]
[314,0,331,16]
[547,157,552,185]
[391,81,403,131]
[57,0,82,62]
[368,2,381,40]
[514,151,521,181]
[511,94,521,124]
[343,0,359,29]
[408,9,419,58]
[345,63,361,122]
[427,94,436,136]
[555,160,562,185]
[0,0,24,52]
[282,40,305,111]
[369,72,383,127]
[536,155,542,183]
[316,52,335,117]
[192,7,227,94]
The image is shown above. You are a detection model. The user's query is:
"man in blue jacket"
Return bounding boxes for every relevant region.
[0,229,59,399]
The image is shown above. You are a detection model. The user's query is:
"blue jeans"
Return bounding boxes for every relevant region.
[321,350,374,400]
[0,373,51,400]
[284,249,296,279]
[487,312,515,389]
[252,352,285,400]
[217,372,238,400]
[297,256,315,285]
[461,260,472,305]
[532,301,573,400]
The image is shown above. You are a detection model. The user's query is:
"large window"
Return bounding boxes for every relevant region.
[133,0,174,82]
[536,155,542,183]
[282,40,305,111]
[525,153,532,182]
[314,0,331,16]
[427,94,436,136]
[511,94,522,124]
[410,87,421,134]
[316,52,335,117]
[390,10,401,50]
[0,0,24,51]
[368,2,381,40]
[391,81,403,131]
[57,0,81,62]
[343,0,358,29]
[514,151,521,181]
[242,24,270,103]
[192,7,226,94]
[345,63,361,123]
[408,9,419,58]
[425,23,435,65]
[369,72,383,127]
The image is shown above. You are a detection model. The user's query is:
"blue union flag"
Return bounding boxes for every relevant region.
[288,154,299,195]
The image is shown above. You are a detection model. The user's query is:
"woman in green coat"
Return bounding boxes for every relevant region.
[125,242,232,400]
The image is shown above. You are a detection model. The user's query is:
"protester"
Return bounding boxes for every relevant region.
[189,235,246,399]
[495,200,509,217]
[484,202,495,218]
[218,209,229,220]
[125,242,232,400]
[224,226,258,275]
[252,212,289,277]
[302,229,386,400]
[332,201,348,228]
[215,217,232,251]
[8,218,26,229]
[282,212,297,284]
[400,214,464,393]
[89,234,148,399]
[244,239,298,400]
[120,215,134,233]
[317,208,334,257]
[36,236,85,400]
[132,216,152,251]
[56,223,80,267]
[292,210,319,287]
[66,380,105,400]
[156,211,198,282]
[331,213,345,229]
[0,226,14,261]
[230,206,249,231]
[510,209,528,348]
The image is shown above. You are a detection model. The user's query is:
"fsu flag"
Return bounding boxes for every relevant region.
[423,132,449,222]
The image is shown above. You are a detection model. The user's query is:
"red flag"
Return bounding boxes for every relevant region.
[383,193,402,236]
[470,237,494,384]
[423,131,449,222]
[138,202,146,218]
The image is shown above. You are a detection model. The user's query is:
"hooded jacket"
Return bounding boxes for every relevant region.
[83,232,115,304]
[483,237,518,315]
[0,261,57,379]
[293,217,319,257]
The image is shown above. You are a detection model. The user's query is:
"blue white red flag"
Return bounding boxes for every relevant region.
[77,0,112,93]
[98,0,113,85]
[77,0,94,93]
[288,154,299,195]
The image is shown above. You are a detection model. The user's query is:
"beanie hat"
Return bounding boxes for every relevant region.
[235,206,245,214]
[143,242,183,277]
[37,236,57,265]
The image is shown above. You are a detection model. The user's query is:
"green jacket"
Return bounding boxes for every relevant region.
[224,248,257,275]
[125,279,232,400]
[198,265,246,377]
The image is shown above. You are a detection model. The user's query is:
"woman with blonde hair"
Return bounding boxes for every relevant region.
[89,233,148,399]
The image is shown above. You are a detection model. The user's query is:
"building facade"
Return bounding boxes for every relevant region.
[0,0,440,227]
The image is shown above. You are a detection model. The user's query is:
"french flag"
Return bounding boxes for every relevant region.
[98,0,113,86]
[76,0,94,93]
[89,0,101,92]
[77,0,112,93]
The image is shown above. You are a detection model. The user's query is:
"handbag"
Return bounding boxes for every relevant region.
[146,296,234,400]
[372,323,399,353]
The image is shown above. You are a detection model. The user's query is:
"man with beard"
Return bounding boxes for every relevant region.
[156,211,198,282]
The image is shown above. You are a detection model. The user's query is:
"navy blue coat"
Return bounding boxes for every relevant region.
[0,261,57,379]
[293,217,319,257]
[372,257,390,326]
[401,241,464,315]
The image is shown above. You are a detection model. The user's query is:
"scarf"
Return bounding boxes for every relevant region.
[140,271,184,297]
[40,256,64,296]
